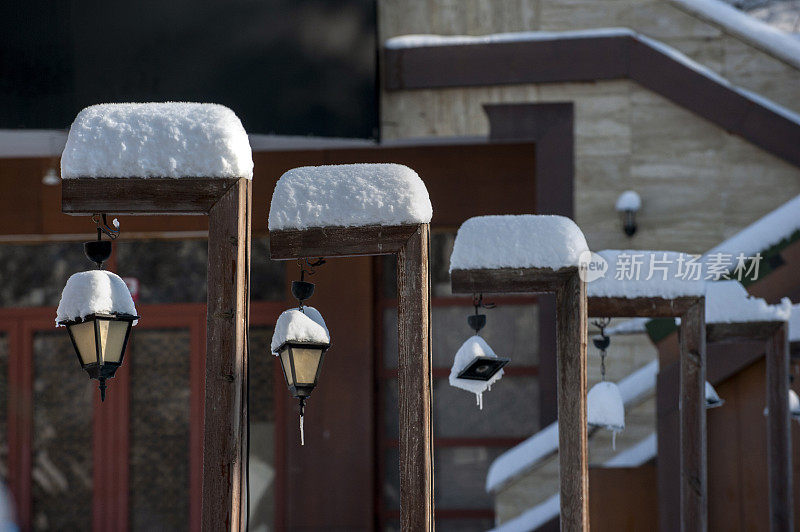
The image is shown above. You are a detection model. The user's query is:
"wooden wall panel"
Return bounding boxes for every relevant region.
[588,465,657,532]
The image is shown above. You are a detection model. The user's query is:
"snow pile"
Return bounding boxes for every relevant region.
[270,307,330,354]
[707,194,800,259]
[790,304,800,342]
[386,27,635,48]
[61,103,253,179]
[615,190,641,212]
[56,270,138,325]
[268,164,432,230]
[449,336,504,409]
[449,215,589,272]
[705,280,791,323]
[486,360,657,492]
[588,381,625,449]
[705,381,725,409]
[588,250,706,299]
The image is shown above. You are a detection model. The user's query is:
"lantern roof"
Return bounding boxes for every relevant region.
[56,270,138,326]
[449,335,504,395]
[271,306,330,355]
[268,163,432,231]
[61,102,253,179]
[449,215,589,272]
[587,381,625,432]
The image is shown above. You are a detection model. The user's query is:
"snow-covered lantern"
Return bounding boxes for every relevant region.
[449,295,509,410]
[272,275,330,444]
[587,319,625,447]
[705,381,725,409]
[615,190,641,237]
[56,270,138,401]
[789,390,800,422]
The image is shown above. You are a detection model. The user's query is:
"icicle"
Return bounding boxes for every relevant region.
[300,414,305,446]
[612,430,618,451]
[478,392,484,410]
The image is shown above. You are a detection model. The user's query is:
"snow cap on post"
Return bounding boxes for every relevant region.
[449,336,504,403]
[449,215,589,272]
[268,163,432,230]
[61,103,253,179]
[705,280,791,323]
[56,270,138,326]
[588,250,706,299]
[271,307,330,355]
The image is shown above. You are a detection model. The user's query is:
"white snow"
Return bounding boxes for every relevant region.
[603,433,657,467]
[670,0,800,70]
[486,360,657,493]
[61,103,253,179]
[449,336,505,408]
[55,270,138,325]
[791,390,800,420]
[706,381,725,408]
[449,215,589,272]
[587,250,706,299]
[488,493,560,532]
[705,280,791,323]
[270,307,330,354]
[386,27,636,49]
[790,304,800,342]
[707,194,800,260]
[606,318,649,335]
[267,163,432,231]
[588,381,625,432]
[615,190,641,212]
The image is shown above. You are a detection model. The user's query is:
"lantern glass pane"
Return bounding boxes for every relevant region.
[291,347,324,385]
[279,349,294,387]
[69,321,98,365]
[97,319,129,364]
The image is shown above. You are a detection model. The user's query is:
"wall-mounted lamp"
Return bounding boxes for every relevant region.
[615,190,641,237]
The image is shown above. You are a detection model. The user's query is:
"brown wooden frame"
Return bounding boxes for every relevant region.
[707,320,793,531]
[451,266,589,531]
[62,176,252,531]
[588,295,707,532]
[270,223,434,531]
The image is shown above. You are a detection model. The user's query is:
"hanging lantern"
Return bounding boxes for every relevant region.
[789,390,800,422]
[587,319,625,449]
[705,381,725,409]
[56,216,137,402]
[272,262,330,445]
[448,295,509,410]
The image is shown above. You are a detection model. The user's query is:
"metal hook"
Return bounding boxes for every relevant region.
[472,293,496,314]
[297,257,326,282]
[92,213,120,240]
[591,318,612,381]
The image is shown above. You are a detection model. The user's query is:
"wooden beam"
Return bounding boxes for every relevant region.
[397,224,434,531]
[269,224,421,260]
[202,178,251,531]
[765,323,793,531]
[61,177,238,215]
[450,266,575,294]
[679,300,707,532]
[556,273,589,531]
[706,320,784,343]
[588,296,697,318]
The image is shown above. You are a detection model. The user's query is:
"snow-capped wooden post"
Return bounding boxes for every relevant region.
[586,250,707,532]
[60,103,254,531]
[449,215,590,531]
[704,281,793,532]
[267,164,434,531]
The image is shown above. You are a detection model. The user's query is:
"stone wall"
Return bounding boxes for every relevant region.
[379,0,800,114]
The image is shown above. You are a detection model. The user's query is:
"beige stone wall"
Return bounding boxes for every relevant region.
[382,80,800,253]
[379,0,800,114]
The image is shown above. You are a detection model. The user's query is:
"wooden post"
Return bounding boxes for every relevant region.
[679,300,706,532]
[203,178,251,531]
[556,273,589,531]
[766,322,792,532]
[397,224,434,531]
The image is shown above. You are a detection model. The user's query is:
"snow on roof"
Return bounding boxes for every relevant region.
[56,270,138,325]
[61,103,253,179]
[385,27,636,49]
[670,0,800,71]
[706,194,800,259]
[488,493,560,532]
[587,250,706,299]
[270,307,330,354]
[606,317,649,335]
[615,190,641,212]
[790,304,800,342]
[449,336,504,398]
[706,280,791,323]
[449,215,589,272]
[486,360,658,493]
[267,163,432,231]
[603,433,657,467]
